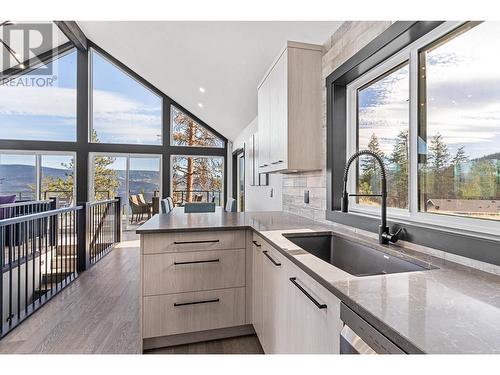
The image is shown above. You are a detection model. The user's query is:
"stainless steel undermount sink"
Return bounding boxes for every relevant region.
[283,232,435,277]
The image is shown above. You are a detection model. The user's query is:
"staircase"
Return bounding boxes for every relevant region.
[32,244,77,300]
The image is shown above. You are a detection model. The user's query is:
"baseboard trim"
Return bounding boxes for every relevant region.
[143,324,256,351]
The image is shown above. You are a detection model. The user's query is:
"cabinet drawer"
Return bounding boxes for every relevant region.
[143,249,245,295]
[142,230,245,254]
[143,287,246,338]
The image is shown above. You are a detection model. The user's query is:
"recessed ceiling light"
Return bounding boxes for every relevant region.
[198,103,204,108]
[199,87,205,93]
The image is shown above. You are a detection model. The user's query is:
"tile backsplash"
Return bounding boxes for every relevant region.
[282,21,392,223]
[282,170,327,222]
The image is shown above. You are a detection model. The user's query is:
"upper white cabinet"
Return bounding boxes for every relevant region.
[258,41,323,173]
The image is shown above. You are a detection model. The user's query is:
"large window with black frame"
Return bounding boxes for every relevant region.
[0,21,227,334]
[345,21,500,234]
[170,107,225,206]
[0,22,227,213]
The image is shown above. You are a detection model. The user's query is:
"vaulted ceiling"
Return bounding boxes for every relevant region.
[77,21,342,141]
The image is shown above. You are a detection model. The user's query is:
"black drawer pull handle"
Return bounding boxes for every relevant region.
[174,298,220,307]
[271,160,284,165]
[263,250,281,266]
[173,239,220,245]
[174,258,220,265]
[252,240,262,247]
[289,277,327,309]
[259,164,268,168]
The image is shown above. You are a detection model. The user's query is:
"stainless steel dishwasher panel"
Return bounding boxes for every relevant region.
[340,303,406,354]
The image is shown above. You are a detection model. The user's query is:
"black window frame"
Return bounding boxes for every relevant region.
[89,47,165,146]
[0,22,228,206]
[325,21,500,267]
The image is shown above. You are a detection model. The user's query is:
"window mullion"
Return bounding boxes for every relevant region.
[346,86,357,203]
[36,153,42,201]
[409,49,419,217]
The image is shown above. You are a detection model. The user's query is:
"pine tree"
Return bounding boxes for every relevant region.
[463,160,497,199]
[452,146,468,198]
[42,130,119,202]
[359,133,384,200]
[389,129,409,208]
[452,146,468,165]
[428,133,451,198]
[171,108,223,204]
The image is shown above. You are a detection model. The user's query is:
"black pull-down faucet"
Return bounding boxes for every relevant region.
[341,149,401,245]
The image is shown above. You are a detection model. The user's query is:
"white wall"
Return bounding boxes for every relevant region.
[232,117,283,212]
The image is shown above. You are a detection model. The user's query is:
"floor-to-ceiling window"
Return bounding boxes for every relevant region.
[0,29,76,142]
[0,151,76,206]
[0,153,37,200]
[129,156,161,202]
[171,155,223,206]
[170,106,225,206]
[89,153,161,226]
[90,49,162,145]
[0,22,227,214]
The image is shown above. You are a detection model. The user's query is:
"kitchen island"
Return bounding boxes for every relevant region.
[137,207,500,354]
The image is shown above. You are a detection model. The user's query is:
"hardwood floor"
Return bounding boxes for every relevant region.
[0,230,142,354]
[145,335,264,354]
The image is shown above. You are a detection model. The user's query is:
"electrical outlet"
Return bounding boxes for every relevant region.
[304,190,310,204]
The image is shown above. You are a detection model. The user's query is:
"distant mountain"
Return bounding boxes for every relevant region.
[1,164,160,201]
[472,152,500,162]
[0,164,70,196]
[117,170,161,199]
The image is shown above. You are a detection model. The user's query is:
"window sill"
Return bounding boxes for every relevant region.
[340,207,500,243]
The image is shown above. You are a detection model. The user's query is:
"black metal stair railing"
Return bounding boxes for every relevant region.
[0,196,122,339]
[0,205,81,338]
[0,199,55,222]
[86,198,122,266]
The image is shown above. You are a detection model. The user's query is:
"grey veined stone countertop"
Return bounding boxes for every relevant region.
[137,208,500,354]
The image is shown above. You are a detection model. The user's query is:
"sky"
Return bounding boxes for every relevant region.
[0,48,163,171]
[358,63,409,156]
[0,49,162,145]
[91,50,162,145]
[3,22,500,171]
[358,21,500,161]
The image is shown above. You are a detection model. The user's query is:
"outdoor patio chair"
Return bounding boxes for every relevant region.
[129,194,150,223]
[138,193,153,214]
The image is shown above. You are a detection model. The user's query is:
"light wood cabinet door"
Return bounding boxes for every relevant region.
[284,262,342,354]
[257,78,271,173]
[256,42,322,173]
[261,242,287,354]
[251,235,264,341]
[268,49,288,171]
